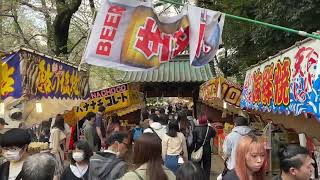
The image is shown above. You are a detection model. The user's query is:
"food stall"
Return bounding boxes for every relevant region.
[199,76,246,157]
[240,36,320,177]
[70,83,145,128]
[0,48,90,128]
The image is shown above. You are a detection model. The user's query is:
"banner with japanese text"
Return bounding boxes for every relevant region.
[73,83,144,120]
[199,77,242,107]
[240,39,320,119]
[0,50,90,100]
[84,0,224,71]
[0,53,22,99]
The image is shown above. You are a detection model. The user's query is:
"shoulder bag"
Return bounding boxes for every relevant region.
[191,126,209,162]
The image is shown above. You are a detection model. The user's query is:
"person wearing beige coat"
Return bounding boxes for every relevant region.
[162,121,188,173]
[120,163,175,180]
[120,133,176,180]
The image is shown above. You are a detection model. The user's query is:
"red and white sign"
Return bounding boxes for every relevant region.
[84,0,224,71]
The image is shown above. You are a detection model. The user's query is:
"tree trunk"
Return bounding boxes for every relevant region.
[40,0,55,55]
[53,0,82,56]
[12,0,20,44]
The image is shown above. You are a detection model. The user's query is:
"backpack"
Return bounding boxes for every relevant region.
[133,127,143,141]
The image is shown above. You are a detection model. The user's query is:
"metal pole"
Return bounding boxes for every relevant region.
[158,0,320,40]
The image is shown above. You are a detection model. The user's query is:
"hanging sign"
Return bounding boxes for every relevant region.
[73,83,143,120]
[199,77,242,107]
[0,50,90,100]
[0,53,22,99]
[240,39,320,119]
[84,0,224,71]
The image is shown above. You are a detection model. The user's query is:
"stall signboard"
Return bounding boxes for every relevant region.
[84,0,225,71]
[0,49,90,100]
[240,39,320,119]
[0,53,22,99]
[74,83,143,120]
[199,77,242,107]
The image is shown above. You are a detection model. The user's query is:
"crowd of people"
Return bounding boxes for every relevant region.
[0,105,316,180]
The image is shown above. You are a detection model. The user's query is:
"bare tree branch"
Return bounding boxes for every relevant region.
[11,14,34,48]
[0,13,14,17]
[27,34,48,43]
[20,1,46,13]
[67,35,86,54]
[88,0,95,15]
[3,30,21,38]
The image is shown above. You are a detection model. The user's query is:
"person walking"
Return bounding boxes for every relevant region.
[272,145,314,180]
[95,106,107,151]
[89,132,129,180]
[49,114,67,179]
[83,112,96,151]
[144,114,166,141]
[162,121,188,173]
[223,116,252,170]
[121,133,175,180]
[61,140,93,180]
[20,152,56,180]
[0,128,32,180]
[105,113,121,139]
[223,134,266,180]
[176,161,205,180]
[192,115,216,180]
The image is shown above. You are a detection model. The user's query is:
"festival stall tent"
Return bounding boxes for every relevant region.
[240,36,320,177]
[68,83,145,127]
[0,48,90,128]
[64,83,145,147]
[199,76,246,157]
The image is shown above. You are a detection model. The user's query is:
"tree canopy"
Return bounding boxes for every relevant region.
[198,0,320,82]
[1,0,319,87]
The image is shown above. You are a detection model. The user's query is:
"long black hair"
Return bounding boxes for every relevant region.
[52,114,65,131]
[176,162,205,180]
[167,120,179,137]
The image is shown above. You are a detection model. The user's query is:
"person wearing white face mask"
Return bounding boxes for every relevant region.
[61,140,93,180]
[0,128,31,180]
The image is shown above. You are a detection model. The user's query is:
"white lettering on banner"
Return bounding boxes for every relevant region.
[91,84,128,99]
[96,5,126,56]
[84,1,225,71]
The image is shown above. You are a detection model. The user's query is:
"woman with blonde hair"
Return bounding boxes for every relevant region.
[223,134,266,180]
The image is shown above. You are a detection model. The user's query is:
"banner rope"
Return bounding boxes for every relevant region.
[158,0,320,40]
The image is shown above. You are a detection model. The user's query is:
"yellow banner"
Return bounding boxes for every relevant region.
[199,77,242,107]
[73,83,143,120]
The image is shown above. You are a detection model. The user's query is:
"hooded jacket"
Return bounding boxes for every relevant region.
[223,126,252,170]
[89,151,127,180]
[143,122,166,141]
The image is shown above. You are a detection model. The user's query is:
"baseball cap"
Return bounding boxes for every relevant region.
[0,128,31,148]
[0,118,8,125]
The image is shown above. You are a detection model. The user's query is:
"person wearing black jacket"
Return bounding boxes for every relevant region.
[192,115,216,180]
[0,128,31,180]
[89,132,128,180]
